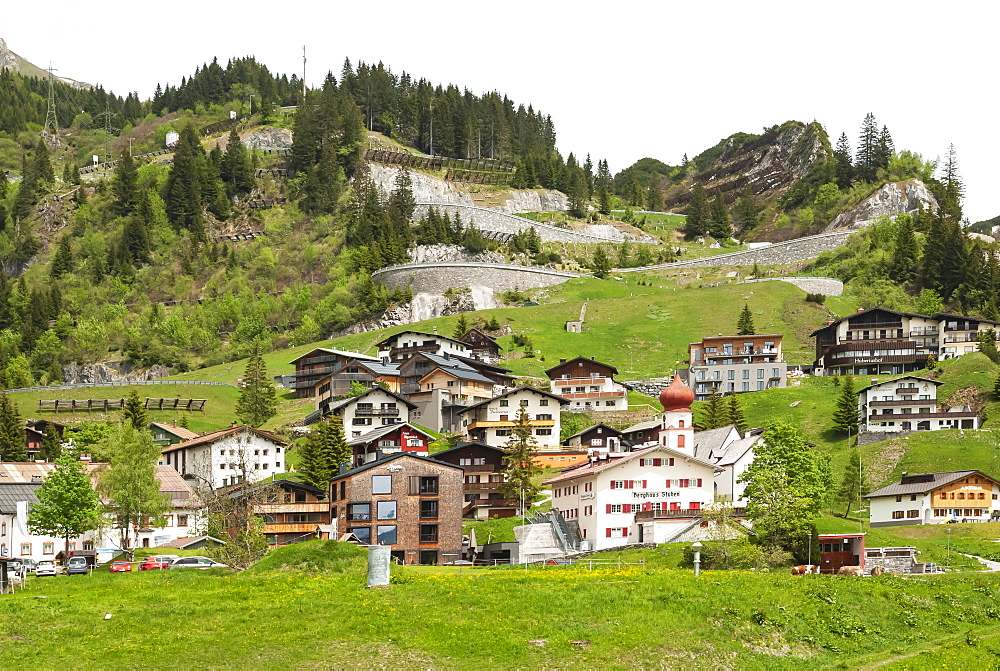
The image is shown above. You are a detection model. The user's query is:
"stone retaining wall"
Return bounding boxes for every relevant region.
[413,203,636,244]
[620,230,854,272]
[736,276,844,296]
[373,262,583,294]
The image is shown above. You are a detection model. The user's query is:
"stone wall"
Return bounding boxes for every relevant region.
[373,262,583,294]
[620,230,854,272]
[413,203,635,243]
[736,276,844,296]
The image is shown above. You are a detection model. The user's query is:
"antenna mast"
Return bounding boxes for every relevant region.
[44,63,58,135]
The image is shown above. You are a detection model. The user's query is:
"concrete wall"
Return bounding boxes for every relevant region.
[373,262,583,294]
[413,203,637,244]
[736,276,844,296]
[620,230,854,272]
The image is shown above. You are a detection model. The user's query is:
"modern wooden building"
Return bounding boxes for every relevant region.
[545,357,628,412]
[865,470,1000,526]
[458,328,502,364]
[565,424,623,451]
[686,334,786,401]
[431,442,518,519]
[254,480,330,547]
[858,376,979,433]
[329,453,464,565]
[283,348,380,398]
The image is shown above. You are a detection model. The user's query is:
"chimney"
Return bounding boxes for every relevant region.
[230,421,237,429]
[338,463,348,476]
[78,453,91,462]
[31,475,43,483]
[560,358,567,364]
[591,355,595,361]
[857,308,864,313]
[173,419,177,427]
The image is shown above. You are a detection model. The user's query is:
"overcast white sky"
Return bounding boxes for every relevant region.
[9,1,997,220]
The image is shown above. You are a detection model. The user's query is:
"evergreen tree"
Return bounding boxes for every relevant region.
[50,235,74,279]
[97,423,170,560]
[220,127,254,197]
[709,193,730,239]
[164,125,204,238]
[299,417,351,489]
[976,329,1000,365]
[300,144,344,215]
[890,214,918,283]
[123,389,148,430]
[28,452,102,558]
[855,113,880,182]
[727,394,750,435]
[453,314,470,339]
[838,449,862,518]
[737,303,755,335]
[32,138,54,188]
[832,375,858,435]
[875,125,894,172]
[0,393,26,461]
[994,371,1000,400]
[498,406,544,512]
[12,164,38,222]
[592,246,612,279]
[235,342,278,427]
[686,183,709,236]
[733,187,761,232]
[833,132,854,189]
[568,169,588,218]
[921,213,946,293]
[119,215,151,267]
[702,390,725,429]
[113,149,139,216]
[597,187,611,215]
[939,143,963,221]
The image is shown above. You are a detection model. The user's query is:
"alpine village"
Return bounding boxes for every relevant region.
[2,30,1000,669]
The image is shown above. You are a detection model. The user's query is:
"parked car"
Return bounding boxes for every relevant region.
[20,559,38,574]
[35,560,59,576]
[108,561,133,573]
[139,555,180,571]
[66,556,89,575]
[169,556,227,569]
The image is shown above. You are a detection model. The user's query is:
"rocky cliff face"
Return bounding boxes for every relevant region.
[61,361,172,385]
[824,180,938,231]
[0,37,90,88]
[368,164,568,213]
[409,244,505,264]
[664,121,829,209]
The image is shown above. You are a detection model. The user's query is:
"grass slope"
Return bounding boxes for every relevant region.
[2,541,1000,668]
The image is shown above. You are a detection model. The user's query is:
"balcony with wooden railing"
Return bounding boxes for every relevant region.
[355,407,400,416]
[869,400,935,408]
[868,411,978,421]
[555,390,627,400]
[464,481,505,490]
[635,507,746,520]
[466,419,556,431]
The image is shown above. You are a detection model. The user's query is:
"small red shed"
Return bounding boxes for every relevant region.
[818,533,866,574]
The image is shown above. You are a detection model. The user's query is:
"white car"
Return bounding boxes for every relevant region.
[168,556,228,569]
[34,560,59,576]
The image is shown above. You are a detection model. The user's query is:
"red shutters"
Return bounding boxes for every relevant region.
[669,458,675,466]
[653,458,662,467]
[697,478,703,487]
[642,480,647,488]
[642,502,651,512]
[628,480,635,489]
[623,504,631,514]
[680,479,689,488]
[606,504,612,513]
[690,502,701,510]
[610,481,617,490]
[606,528,612,538]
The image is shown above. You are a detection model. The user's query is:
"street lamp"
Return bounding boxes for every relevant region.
[692,541,703,576]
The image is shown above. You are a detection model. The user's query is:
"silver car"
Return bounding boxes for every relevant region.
[168,556,228,569]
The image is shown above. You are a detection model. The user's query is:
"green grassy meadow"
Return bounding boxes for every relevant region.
[3,540,1000,668]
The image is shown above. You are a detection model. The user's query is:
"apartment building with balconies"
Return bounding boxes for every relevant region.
[281,348,381,399]
[321,388,414,439]
[375,331,470,363]
[431,442,518,519]
[458,387,569,449]
[545,357,628,412]
[686,334,786,401]
[811,307,1000,376]
[858,376,979,433]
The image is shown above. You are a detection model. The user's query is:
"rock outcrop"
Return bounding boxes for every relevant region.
[824,180,938,231]
[409,244,505,265]
[328,286,495,338]
[241,127,293,149]
[61,361,171,385]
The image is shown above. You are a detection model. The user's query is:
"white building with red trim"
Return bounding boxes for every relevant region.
[543,374,721,550]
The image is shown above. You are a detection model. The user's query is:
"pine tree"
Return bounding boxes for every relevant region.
[113,149,139,216]
[235,342,278,427]
[702,390,725,429]
[0,393,26,461]
[939,143,963,221]
[220,127,254,197]
[733,187,761,231]
[50,235,74,279]
[165,125,204,238]
[568,169,588,218]
[875,125,894,172]
[727,394,750,435]
[890,214,918,283]
[994,371,1000,400]
[299,417,351,489]
[453,314,470,340]
[737,303,755,335]
[855,113,879,182]
[592,246,612,279]
[709,194,730,240]
[28,452,102,558]
[832,375,858,435]
[498,406,544,512]
[123,389,148,430]
[686,183,709,236]
[32,138,54,188]
[838,448,862,518]
[833,132,854,189]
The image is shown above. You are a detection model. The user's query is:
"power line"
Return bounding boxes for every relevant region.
[44,62,58,135]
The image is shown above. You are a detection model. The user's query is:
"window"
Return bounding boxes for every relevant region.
[727,370,735,380]
[757,369,764,379]
[414,476,439,494]
[520,399,529,407]
[539,399,549,407]
[43,543,54,555]
[742,370,749,379]
[83,542,94,551]
[610,504,623,513]
[348,503,371,521]
[420,525,439,543]
[495,429,511,436]
[536,414,553,421]
[742,382,749,392]
[891,511,905,519]
[377,501,397,520]
[349,526,371,543]
[377,525,397,544]
[772,368,780,379]
[757,381,764,391]
[20,543,31,556]
[536,429,553,436]
[353,418,372,425]
[177,515,189,527]
[420,500,438,519]
[1,522,5,536]
[372,475,392,494]
[607,528,625,538]
[906,509,920,518]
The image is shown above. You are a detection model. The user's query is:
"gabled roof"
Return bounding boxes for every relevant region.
[710,434,760,467]
[149,421,200,441]
[159,535,227,549]
[864,470,999,498]
[691,426,740,462]
[325,387,417,414]
[543,445,721,485]
[809,306,927,337]
[565,423,623,442]
[374,330,468,349]
[330,451,464,482]
[460,328,499,343]
[337,359,401,377]
[409,351,480,372]
[691,333,784,343]
[270,479,328,497]
[0,482,41,514]
[431,441,507,459]
[347,422,434,447]
[545,356,619,377]
[289,347,379,365]
[856,376,943,394]
[458,386,570,414]
[621,419,661,435]
[161,425,287,455]
[418,366,495,385]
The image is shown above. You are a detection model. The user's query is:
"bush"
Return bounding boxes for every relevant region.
[805,293,826,304]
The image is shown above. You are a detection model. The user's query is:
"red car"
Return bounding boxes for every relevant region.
[139,555,179,571]
[109,561,133,573]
